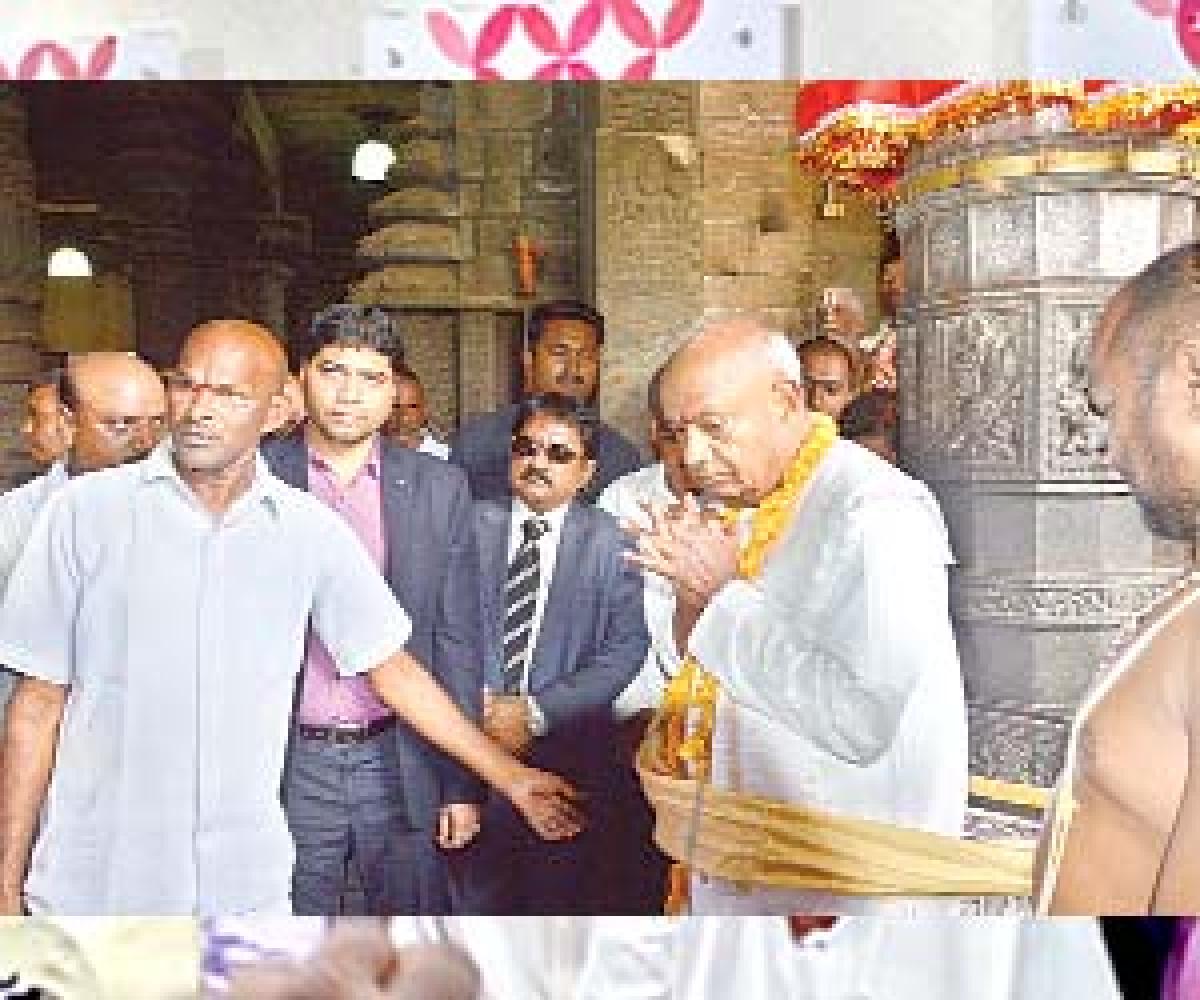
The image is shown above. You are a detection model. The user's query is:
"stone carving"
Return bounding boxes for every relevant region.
[601,135,695,231]
[358,221,462,262]
[972,197,1034,285]
[931,309,1028,471]
[956,572,1179,627]
[350,265,459,305]
[602,85,695,134]
[1045,302,1109,477]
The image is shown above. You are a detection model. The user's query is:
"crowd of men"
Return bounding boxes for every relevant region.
[0,282,918,920]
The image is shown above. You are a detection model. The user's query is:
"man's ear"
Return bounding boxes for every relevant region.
[262,390,292,435]
[582,457,597,485]
[772,378,806,418]
[1177,339,1200,420]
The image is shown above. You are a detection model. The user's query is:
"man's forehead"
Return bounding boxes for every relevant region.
[518,413,582,442]
[538,319,598,348]
[313,344,392,372]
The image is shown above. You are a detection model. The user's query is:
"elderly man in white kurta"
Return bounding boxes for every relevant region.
[0,320,581,917]
[573,917,1122,1000]
[630,318,967,915]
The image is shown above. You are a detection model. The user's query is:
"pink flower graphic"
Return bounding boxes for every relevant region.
[519,2,607,80]
[426,5,520,79]
[0,36,118,80]
[610,0,704,79]
[1134,0,1176,17]
[1177,0,1200,65]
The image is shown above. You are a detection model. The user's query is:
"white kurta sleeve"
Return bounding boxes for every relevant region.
[688,490,956,766]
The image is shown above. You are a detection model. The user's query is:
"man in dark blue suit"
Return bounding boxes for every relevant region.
[263,305,485,915]
[458,392,650,913]
[450,301,643,504]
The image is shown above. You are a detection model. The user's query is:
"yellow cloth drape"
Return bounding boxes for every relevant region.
[637,712,1035,899]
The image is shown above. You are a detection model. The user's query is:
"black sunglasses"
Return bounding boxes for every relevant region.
[511,434,581,465]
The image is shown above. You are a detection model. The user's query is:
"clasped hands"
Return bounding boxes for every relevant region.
[624,492,741,614]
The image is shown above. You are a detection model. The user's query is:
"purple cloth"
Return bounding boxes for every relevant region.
[295,441,392,725]
[1164,918,1200,1000]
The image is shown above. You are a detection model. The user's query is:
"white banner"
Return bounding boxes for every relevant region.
[1032,0,1198,77]
[364,0,781,80]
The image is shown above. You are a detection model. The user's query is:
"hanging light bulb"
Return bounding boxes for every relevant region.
[351,138,396,182]
[47,246,92,277]
[352,108,397,182]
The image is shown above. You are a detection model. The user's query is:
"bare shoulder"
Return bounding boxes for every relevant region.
[1075,580,1200,839]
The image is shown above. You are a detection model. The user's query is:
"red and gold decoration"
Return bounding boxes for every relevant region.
[795,80,1200,198]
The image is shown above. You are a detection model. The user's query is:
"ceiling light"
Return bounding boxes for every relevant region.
[47,246,92,277]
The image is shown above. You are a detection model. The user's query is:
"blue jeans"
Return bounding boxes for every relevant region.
[283,727,448,915]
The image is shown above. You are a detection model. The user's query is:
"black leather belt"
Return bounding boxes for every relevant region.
[296,717,396,744]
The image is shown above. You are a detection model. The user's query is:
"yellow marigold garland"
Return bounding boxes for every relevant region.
[661,412,839,913]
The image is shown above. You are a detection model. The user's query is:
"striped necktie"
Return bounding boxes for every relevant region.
[502,516,549,694]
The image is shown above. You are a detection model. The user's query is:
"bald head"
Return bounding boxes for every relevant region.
[182,320,288,394]
[61,352,166,472]
[660,318,812,506]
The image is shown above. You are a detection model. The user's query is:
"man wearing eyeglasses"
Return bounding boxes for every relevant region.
[0,354,165,730]
[457,393,649,913]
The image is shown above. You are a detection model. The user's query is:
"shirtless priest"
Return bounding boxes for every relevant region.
[627,318,967,915]
[1037,241,1200,913]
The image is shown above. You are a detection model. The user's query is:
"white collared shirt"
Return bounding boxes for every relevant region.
[417,432,450,461]
[0,441,412,915]
[0,460,68,596]
[504,496,571,693]
[597,462,682,718]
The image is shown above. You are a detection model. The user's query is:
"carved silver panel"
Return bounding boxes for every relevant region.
[926,210,966,293]
[1040,300,1110,480]
[972,197,1034,285]
[927,306,1031,477]
[956,571,1179,629]
[1037,190,1161,278]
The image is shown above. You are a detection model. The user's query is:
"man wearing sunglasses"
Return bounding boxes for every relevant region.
[457,393,649,913]
[450,301,643,504]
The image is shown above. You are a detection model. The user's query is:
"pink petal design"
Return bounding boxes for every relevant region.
[0,62,8,80]
[621,52,658,79]
[474,5,519,63]
[533,60,565,80]
[84,35,118,78]
[566,1,608,54]
[477,66,506,80]
[1135,0,1176,16]
[661,0,704,47]
[611,0,659,47]
[520,6,564,55]
[1178,0,1200,65]
[426,11,474,67]
[18,43,82,79]
[566,60,599,80]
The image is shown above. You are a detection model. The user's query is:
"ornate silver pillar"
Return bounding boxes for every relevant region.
[895,112,1200,786]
